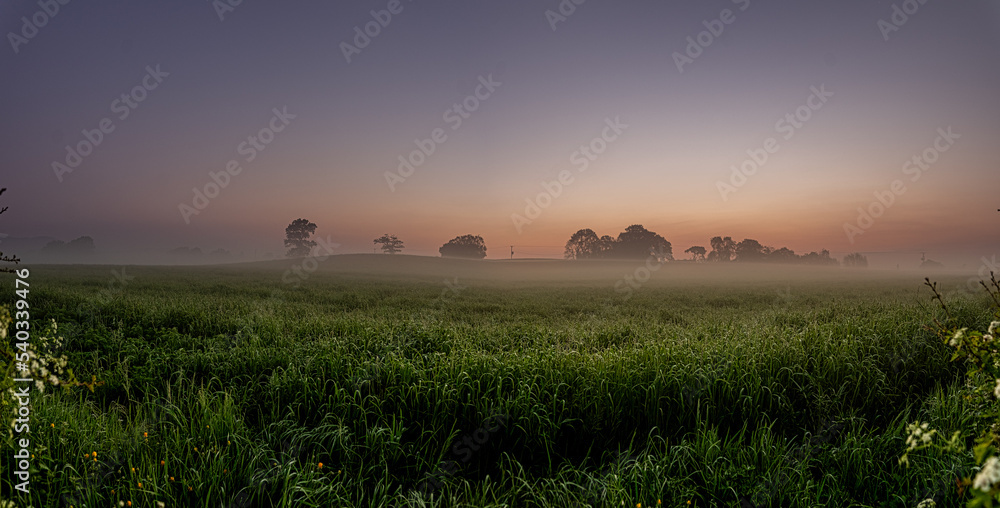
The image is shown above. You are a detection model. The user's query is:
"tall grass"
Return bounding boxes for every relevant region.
[1,263,993,506]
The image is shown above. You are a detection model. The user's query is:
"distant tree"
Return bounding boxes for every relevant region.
[613,224,673,261]
[38,236,95,262]
[0,188,18,273]
[768,247,798,264]
[800,249,838,266]
[707,236,736,262]
[843,252,868,268]
[284,218,317,258]
[597,235,616,258]
[65,236,95,257]
[210,248,231,257]
[439,235,487,259]
[373,234,405,254]
[564,229,601,259]
[684,246,707,262]
[734,238,766,262]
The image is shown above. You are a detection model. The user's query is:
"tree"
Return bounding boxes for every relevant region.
[284,218,317,258]
[734,238,766,262]
[707,236,736,262]
[374,234,405,254]
[439,235,487,259]
[613,224,673,261]
[684,246,707,262]
[843,252,868,268]
[0,188,18,273]
[768,247,798,264]
[564,229,601,259]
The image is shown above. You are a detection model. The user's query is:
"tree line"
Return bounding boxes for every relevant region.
[284,219,868,267]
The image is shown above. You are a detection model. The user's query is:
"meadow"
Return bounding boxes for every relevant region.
[1,256,995,507]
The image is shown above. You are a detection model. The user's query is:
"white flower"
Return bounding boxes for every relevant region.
[974,456,1000,492]
[994,379,1000,399]
[990,321,1000,335]
[950,328,968,346]
[986,334,995,343]
[916,499,936,508]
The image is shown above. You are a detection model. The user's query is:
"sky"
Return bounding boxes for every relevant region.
[1,0,999,267]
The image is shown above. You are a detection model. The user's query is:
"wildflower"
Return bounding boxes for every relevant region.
[990,321,1000,335]
[143,432,148,438]
[950,328,968,347]
[50,423,54,428]
[160,460,165,466]
[973,456,1000,491]
[138,482,142,488]
[131,467,135,473]
[127,502,132,507]
[92,451,97,458]
[170,477,174,481]
[318,462,323,469]
[917,500,935,508]
[994,379,1000,399]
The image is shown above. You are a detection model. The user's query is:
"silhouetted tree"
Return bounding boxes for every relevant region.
[707,236,736,262]
[374,234,405,254]
[597,235,616,258]
[768,247,798,264]
[842,252,868,268]
[439,235,487,259]
[800,249,838,266]
[684,246,707,262]
[613,224,673,261]
[734,239,766,262]
[0,188,18,273]
[564,229,601,259]
[284,218,317,258]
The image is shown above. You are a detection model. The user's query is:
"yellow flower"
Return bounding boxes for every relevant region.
[143,432,148,438]
[318,462,324,469]
[50,423,54,428]
[160,460,165,466]
[92,451,97,458]
[127,502,132,507]
[138,482,142,488]
[131,467,135,473]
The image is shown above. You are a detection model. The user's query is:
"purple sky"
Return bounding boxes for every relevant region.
[2,0,999,267]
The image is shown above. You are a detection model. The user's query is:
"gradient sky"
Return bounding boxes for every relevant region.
[2,0,999,266]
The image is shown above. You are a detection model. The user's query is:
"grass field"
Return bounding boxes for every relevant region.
[1,256,996,507]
